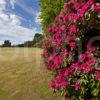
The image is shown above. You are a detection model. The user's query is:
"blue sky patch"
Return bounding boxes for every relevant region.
[0,0,42,45]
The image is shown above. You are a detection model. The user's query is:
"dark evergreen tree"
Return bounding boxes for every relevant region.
[2,40,11,47]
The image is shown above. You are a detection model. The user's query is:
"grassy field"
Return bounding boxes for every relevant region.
[0,48,61,100]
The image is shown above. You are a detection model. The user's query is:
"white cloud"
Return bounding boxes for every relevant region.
[9,0,16,9]
[0,41,4,45]
[0,0,6,11]
[0,0,38,44]
[35,11,42,25]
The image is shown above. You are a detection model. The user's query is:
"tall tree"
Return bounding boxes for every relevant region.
[2,40,11,47]
[39,0,66,31]
[33,33,44,44]
[24,41,33,47]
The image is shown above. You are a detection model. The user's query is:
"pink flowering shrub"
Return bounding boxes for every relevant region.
[42,0,100,99]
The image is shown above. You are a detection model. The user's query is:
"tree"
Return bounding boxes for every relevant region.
[33,33,44,45]
[24,41,33,47]
[39,0,66,31]
[15,33,44,48]
[16,44,24,47]
[2,40,11,47]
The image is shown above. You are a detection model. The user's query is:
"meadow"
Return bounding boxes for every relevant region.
[0,48,60,100]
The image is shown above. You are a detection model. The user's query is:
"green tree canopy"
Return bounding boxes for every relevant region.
[33,33,44,44]
[39,0,66,31]
[2,40,11,47]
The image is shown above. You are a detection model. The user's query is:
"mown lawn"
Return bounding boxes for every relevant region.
[0,48,61,100]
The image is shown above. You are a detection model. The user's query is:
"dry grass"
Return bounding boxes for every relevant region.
[0,48,61,100]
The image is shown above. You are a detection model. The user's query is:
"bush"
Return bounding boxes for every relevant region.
[42,0,100,99]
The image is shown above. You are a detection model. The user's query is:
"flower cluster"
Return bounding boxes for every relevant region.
[42,0,100,99]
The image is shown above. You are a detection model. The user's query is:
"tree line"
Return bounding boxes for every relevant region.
[0,33,44,48]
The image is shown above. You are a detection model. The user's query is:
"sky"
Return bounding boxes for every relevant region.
[0,0,42,45]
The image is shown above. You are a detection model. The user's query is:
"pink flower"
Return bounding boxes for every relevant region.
[85,66,93,73]
[43,39,51,46]
[69,25,77,34]
[81,63,93,73]
[56,75,64,83]
[55,85,60,91]
[88,58,97,64]
[55,75,68,88]
[75,84,80,91]
[50,80,55,88]
[51,64,57,70]
[64,2,68,6]
[79,1,92,17]
[66,35,71,41]
[64,68,71,76]
[94,5,100,13]
[74,80,80,91]
[64,1,73,7]
[69,51,75,55]
[56,40,62,48]
[85,52,92,58]
[68,14,73,21]
[73,14,80,22]
[58,68,65,75]
[89,46,96,51]
[74,3,81,10]
[47,27,52,33]
[89,0,96,3]
[79,54,86,61]
[61,25,67,31]
[94,71,100,80]
[64,68,74,78]
[70,63,78,69]
[54,27,59,32]
[77,67,82,73]
[54,17,59,22]
[69,41,76,47]
[64,15,69,21]
[96,66,100,69]
[61,81,68,88]
[61,47,67,53]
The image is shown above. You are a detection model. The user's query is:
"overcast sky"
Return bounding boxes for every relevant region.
[0,0,42,45]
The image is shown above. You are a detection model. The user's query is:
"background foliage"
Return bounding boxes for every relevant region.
[0,33,44,48]
[39,0,67,31]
